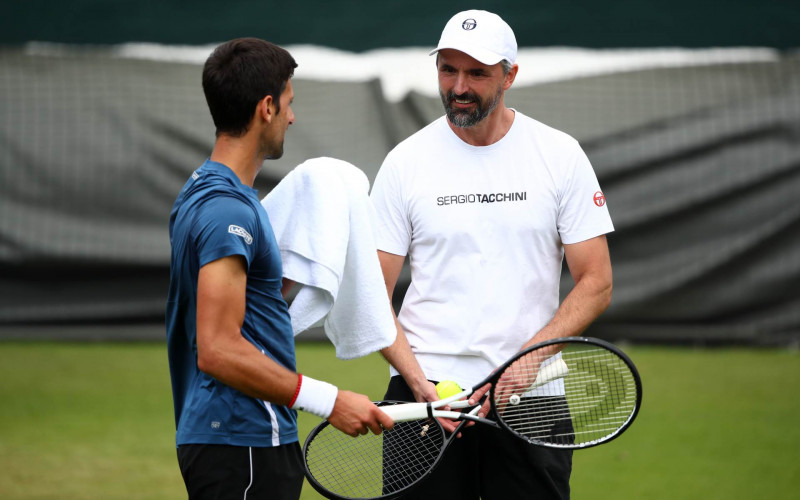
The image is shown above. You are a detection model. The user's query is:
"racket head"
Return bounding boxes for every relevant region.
[303,401,448,500]
[489,336,642,449]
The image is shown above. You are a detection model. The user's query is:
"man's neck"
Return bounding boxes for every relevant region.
[448,106,515,147]
[209,135,262,187]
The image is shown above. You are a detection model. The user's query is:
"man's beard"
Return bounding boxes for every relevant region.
[440,86,502,128]
[262,135,286,160]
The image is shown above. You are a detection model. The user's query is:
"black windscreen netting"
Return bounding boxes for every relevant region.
[1,45,798,343]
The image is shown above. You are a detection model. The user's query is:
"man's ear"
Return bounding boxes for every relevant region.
[503,64,519,91]
[258,95,275,124]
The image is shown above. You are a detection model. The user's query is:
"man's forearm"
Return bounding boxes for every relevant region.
[380,319,436,402]
[377,250,438,402]
[523,273,612,350]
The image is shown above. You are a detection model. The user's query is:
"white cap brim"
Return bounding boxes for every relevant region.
[429,44,508,66]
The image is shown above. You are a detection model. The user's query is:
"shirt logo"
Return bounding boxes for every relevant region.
[437,191,527,206]
[462,18,477,30]
[593,191,606,207]
[228,225,253,245]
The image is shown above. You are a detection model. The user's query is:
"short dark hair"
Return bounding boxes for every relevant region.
[202,38,297,137]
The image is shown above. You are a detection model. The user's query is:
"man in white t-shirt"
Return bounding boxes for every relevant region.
[372,10,614,499]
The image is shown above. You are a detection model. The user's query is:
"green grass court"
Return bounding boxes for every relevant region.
[1,341,797,499]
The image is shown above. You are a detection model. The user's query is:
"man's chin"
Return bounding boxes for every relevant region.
[447,111,480,128]
[264,145,285,160]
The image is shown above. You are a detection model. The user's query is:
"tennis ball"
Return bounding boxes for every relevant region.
[435,380,462,399]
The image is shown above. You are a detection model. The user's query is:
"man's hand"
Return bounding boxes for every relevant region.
[327,390,395,437]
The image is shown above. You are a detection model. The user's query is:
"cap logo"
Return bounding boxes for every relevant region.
[462,18,477,30]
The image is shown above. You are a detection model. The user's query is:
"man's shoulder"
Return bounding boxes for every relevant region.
[185,168,259,209]
[175,181,262,241]
[390,116,449,155]
[513,111,580,147]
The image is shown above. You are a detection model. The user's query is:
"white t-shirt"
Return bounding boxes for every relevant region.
[371,111,614,388]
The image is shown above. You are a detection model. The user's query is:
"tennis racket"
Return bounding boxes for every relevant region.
[303,336,642,500]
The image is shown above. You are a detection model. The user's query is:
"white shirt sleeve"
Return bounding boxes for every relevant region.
[370,156,412,256]
[557,144,614,245]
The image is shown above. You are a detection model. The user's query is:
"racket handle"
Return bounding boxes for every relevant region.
[380,402,431,422]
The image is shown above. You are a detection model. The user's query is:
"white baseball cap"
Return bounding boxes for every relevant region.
[429,10,518,66]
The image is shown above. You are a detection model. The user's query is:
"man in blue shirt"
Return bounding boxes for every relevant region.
[166,38,393,500]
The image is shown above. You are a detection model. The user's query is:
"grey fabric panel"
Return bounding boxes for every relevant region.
[1,48,799,345]
[588,65,800,344]
[0,50,210,263]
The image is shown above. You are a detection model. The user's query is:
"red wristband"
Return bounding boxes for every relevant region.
[288,373,303,408]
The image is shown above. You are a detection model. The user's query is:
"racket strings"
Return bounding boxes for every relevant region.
[494,345,639,447]
[305,417,444,499]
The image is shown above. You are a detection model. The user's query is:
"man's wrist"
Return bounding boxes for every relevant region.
[289,374,338,419]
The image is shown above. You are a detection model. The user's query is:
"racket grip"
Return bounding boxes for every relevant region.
[379,402,431,422]
[530,358,569,389]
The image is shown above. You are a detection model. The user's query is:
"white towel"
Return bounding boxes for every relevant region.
[261,157,397,359]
